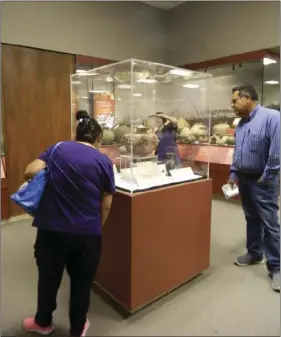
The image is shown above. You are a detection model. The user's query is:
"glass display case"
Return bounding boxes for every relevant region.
[71,59,212,193]
[191,53,280,148]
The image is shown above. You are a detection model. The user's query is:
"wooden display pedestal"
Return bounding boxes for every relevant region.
[95,179,212,313]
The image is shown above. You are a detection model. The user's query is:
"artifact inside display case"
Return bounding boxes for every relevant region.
[185,53,279,147]
[70,59,211,193]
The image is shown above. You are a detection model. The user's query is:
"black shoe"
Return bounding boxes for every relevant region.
[235,253,265,266]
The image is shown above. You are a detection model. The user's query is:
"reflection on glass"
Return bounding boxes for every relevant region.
[263,58,280,110]
[70,59,212,193]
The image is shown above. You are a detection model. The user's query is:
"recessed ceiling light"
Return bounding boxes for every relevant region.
[263,58,277,66]
[183,84,199,89]
[264,80,279,85]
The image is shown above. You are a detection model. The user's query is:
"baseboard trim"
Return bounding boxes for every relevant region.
[1,214,32,226]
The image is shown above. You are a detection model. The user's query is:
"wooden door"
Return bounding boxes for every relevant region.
[2,44,75,216]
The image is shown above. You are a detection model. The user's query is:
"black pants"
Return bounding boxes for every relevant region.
[34,229,102,336]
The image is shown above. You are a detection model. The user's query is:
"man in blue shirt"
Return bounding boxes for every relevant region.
[228,85,280,292]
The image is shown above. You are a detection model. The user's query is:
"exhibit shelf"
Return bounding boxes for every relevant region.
[95,179,212,313]
[101,144,235,197]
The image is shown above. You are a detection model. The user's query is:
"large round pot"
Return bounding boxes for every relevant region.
[101,127,115,145]
[122,126,158,156]
[113,123,131,144]
[212,122,230,138]
[177,116,190,133]
[178,127,192,143]
[190,123,209,138]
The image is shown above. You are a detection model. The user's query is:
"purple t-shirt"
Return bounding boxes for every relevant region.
[33,141,115,235]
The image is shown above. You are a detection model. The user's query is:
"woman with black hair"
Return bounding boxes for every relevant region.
[22,110,115,337]
[153,112,181,167]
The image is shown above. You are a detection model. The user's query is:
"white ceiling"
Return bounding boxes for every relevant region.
[142,1,186,10]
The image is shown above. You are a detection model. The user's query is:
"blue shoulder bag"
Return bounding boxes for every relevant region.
[11,142,62,217]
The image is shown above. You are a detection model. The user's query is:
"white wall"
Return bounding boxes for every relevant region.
[1,1,167,63]
[167,1,280,65]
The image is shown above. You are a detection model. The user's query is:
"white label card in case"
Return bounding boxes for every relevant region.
[169,167,195,180]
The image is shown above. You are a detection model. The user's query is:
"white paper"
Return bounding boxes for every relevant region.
[222,183,239,199]
[169,167,195,180]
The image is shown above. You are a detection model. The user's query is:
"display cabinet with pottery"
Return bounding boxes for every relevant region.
[101,127,116,146]
[113,123,131,144]
[177,116,190,133]
[121,126,158,157]
[190,123,209,144]
[211,121,230,145]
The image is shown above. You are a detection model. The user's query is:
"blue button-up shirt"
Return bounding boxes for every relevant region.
[230,105,280,182]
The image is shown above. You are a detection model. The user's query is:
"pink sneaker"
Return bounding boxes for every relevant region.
[22,317,54,335]
[81,319,90,337]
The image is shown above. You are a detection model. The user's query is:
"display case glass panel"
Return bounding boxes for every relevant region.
[71,59,211,193]
[198,60,264,148]
[263,58,280,110]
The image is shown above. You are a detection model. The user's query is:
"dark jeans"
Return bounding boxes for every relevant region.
[34,229,102,336]
[237,173,280,273]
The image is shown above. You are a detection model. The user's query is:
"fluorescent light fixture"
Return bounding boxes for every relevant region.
[77,96,89,100]
[89,90,108,93]
[138,79,157,84]
[117,84,132,89]
[183,84,199,89]
[264,80,279,85]
[133,93,142,97]
[263,58,277,66]
[169,69,193,77]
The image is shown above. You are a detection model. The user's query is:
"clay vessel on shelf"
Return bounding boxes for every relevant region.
[113,123,131,144]
[122,126,158,157]
[190,123,209,138]
[217,136,228,145]
[226,135,235,145]
[178,127,192,142]
[177,116,190,133]
[212,122,230,138]
[101,127,115,146]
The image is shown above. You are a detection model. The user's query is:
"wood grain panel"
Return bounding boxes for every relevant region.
[2,44,75,216]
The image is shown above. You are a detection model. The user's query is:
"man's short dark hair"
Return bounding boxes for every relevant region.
[232,85,258,101]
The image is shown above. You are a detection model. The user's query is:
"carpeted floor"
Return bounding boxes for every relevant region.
[1,199,280,336]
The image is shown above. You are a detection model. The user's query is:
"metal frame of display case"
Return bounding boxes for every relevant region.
[180,48,280,197]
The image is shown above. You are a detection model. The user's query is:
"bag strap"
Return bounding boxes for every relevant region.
[47,142,63,167]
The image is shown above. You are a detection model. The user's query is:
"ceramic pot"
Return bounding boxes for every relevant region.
[177,116,190,133]
[113,123,131,144]
[122,126,158,156]
[190,123,208,138]
[212,122,230,138]
[226,135,235,145]
[217,136,228,145]
[198,135,209,143]
[178,127,192,142]
[101,127,115,145]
